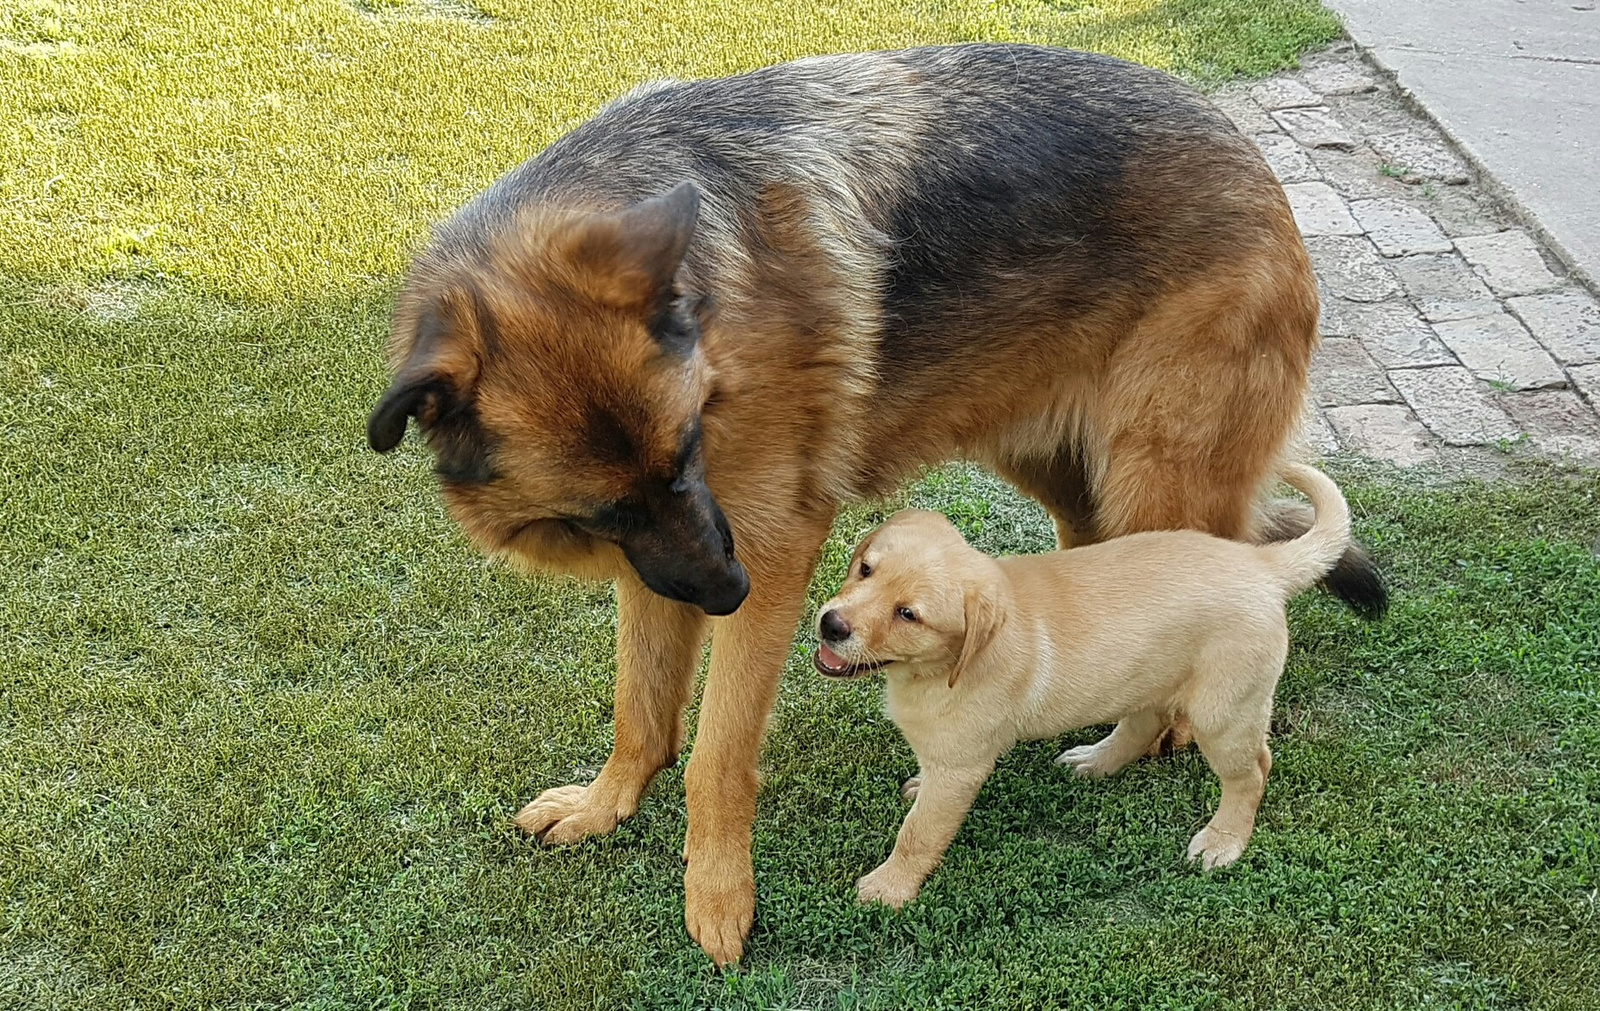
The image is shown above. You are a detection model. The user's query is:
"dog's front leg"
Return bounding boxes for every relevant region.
[857,760,995,909]
[681,512,832,967]
[515,570,708,843]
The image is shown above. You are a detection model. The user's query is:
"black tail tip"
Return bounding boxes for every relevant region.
[1323,543,1388,620]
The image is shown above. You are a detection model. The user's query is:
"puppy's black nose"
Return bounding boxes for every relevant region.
[819,609,851,643]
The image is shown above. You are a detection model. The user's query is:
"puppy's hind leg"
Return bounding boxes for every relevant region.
[1187,738,1272,871]
[1056,708,1164,777]
[1186,691,1277,870]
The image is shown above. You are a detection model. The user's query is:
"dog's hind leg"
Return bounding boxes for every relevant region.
[516,572,709,843]
[1055,708,1164,777]
[994,446,1098,549]
[1091,248,1315,542]
[1092,392,1282,761]
[1088,257,1318,755]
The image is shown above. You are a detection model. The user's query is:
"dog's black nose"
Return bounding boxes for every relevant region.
[820,609,851,642]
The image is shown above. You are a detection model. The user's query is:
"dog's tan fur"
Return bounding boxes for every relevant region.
[814,464,1351,908]
[368,46,1386,964]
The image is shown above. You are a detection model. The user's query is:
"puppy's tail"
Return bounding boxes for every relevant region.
[1263,463,1352,599]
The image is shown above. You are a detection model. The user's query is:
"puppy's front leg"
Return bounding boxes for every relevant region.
[857,760,994,909]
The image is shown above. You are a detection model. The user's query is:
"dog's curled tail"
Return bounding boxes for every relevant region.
[1267,463,1353,598]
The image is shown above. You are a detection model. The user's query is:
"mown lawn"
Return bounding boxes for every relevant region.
[3,1,1597,1008]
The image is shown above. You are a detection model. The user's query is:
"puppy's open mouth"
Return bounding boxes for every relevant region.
[814,644,888,679]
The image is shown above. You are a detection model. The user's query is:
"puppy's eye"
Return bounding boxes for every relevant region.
[859,562,873,578]
[895,606,917,622]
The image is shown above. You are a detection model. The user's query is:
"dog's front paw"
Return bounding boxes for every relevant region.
[684,854,755,967]
[1186,826,1248,871]
[513,784,624,845]
[900,775,922,801]
[1055,742,1120,778]
[856,863,923,909]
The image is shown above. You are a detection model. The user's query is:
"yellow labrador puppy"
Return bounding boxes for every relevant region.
[814,463,1351,908]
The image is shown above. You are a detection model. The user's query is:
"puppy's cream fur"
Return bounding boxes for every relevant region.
[814,463,1351,908]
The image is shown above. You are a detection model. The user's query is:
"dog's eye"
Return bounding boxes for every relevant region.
[701,384,724,415]
[895,606,917,622]
[672,421,703,481]
[578,500,645,536]
[859,562,873,578]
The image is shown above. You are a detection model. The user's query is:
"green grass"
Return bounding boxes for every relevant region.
[1,0,1338,300]
[8,0,1599,1008]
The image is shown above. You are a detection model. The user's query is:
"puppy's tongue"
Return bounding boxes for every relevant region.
[816,644,849,673]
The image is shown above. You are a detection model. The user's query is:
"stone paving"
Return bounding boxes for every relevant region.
[1214,43,1600,470]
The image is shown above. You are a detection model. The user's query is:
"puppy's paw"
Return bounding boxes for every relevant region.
[900,775,923,801]
[1055,743,1121,778]
[1186,826,1248,871]
[856,863,923,909]
[513,784,624,845]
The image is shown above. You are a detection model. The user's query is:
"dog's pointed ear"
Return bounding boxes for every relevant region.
[949,581,1005,688]
[556,181,701,314]
[367,288,484,453]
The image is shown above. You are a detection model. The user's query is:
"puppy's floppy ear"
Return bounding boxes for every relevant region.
[367,286,485,453]
[949,580,1005,688]
[555,181,701,316]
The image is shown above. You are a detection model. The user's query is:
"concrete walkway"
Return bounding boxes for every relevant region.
[1213,42,1600,468]
[1322,0,1600,290]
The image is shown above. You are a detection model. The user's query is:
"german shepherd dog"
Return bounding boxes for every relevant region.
[367,44,1385,964]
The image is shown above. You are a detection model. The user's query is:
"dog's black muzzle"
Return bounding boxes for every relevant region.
[619,479,749,616]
